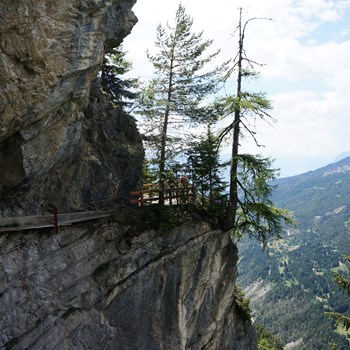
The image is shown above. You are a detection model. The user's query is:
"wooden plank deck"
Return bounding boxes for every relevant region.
[0,210,113,233]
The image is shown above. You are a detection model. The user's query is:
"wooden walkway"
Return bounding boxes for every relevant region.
[0,183,195,233]
[0,210,114,233]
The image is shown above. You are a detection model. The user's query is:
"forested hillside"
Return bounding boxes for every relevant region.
[237,156,350,349]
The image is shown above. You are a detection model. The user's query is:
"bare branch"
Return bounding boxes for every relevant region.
[240,119,265,147]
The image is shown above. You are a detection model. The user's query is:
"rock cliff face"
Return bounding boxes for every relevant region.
[0,1,257,349]
[0,0,142,214]
[0,217,256,349]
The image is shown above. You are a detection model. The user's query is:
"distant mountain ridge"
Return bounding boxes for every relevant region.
[272,156,350,224]
[237,156,350,350]
[333,152,350,163]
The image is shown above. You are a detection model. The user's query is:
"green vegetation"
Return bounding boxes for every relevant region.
[100,45,138,108]
[256,325,283,350]
[233,285,251,321]
[136,5,292,244]
[231,154,294,243]
[219,11,293,238]
[186,126,228,215]
[326,256,350,333]
[137,3,224,205]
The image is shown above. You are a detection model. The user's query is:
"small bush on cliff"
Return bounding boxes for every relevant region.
[233,285,251,321]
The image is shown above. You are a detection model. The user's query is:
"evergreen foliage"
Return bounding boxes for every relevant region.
[234,154,294,242]
[186,126,228,214]
[256,324,284,350]
[100,46,138,108]
[136,5,292,246]
[233,285,251,320]
[142,157,158,184]
[137,4,225,204]
[326,256,350,331]
[212,8,293,238]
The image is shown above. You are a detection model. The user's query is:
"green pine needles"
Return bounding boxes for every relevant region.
[233,154,294,243]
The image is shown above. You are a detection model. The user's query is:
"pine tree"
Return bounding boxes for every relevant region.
[256,324,284,350]
[138,4,225,204]
[234,154,292,242]
[186,125,228,214]
[214,8,293,239]
[100,46,138,108]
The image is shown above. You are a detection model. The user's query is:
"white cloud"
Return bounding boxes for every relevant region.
[124,0,350,176]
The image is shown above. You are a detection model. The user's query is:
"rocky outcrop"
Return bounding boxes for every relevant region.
[0,216,257,349]
[0,0,141,214]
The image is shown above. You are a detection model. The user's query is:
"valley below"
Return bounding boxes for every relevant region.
[238,156,350,349]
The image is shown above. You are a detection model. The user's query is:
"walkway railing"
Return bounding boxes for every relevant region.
[130,183,195,207]
[0,183,196,233]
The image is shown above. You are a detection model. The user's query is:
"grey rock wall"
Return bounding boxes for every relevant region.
[0,217,257,349]
[0,0,142,214]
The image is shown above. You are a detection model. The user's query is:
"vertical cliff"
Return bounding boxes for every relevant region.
[0,216,256,349]
[0,1,257,349]
[0,0,142,214]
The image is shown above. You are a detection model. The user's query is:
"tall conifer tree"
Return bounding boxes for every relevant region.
[215,8,292,239]
[138,4,224,204]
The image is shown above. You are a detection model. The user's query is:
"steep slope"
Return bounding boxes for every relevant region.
[237,157,350,349]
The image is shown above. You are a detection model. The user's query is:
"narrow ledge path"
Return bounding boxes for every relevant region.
[0,210,114,233]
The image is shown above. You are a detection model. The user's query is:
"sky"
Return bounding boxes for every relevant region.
[123,0,350,177]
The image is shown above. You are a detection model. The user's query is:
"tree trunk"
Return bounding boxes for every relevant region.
[159,52,175,205]
[225,8,243,230]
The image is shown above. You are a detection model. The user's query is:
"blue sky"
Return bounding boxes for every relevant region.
[123,0,350,177]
